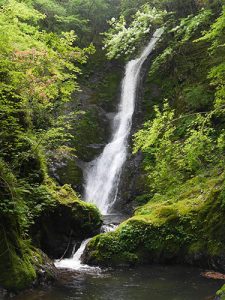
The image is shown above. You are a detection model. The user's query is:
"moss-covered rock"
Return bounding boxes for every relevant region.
[0,218,36,291]
[0,220,58,292]
[32,184,102,258]
[33,249,58,286]
[51,158,84,192]
[0,174,99,291]
[84,171,225,269]
[0,162,58,292]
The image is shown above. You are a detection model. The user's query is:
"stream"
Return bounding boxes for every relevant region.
[10,215,220,300]
[12,265,221,300]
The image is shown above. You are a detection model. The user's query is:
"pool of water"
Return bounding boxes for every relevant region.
[11,265,221,300]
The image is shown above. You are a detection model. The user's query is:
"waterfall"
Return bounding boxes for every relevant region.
[84,28,164,215]
[55,238,100,271]
[54,225,118,271]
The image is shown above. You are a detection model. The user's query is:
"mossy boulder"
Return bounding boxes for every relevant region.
[33,249,58,286]
[0,244,36,291]
[0,218,36,291]
[51,158,84,192]
[32,184,102,258]
[0,217,58,292]
[84,172,225,269]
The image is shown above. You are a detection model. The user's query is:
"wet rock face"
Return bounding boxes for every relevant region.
[34,250,59,287]
[50,157,85,194]
[50,59,123,194]
[31,200,102,259]
[113,53,157,213]
[185,254,225,274]
[113,151,144,214]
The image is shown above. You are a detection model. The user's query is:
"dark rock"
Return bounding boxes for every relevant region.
[49,58,123,192]
[34,250,59,287]
[112,151,144,214]
[31,187,102,259]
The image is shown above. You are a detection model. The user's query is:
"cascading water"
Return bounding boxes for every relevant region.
[55,226,118,271]
[54,29,163,272]
[55,238,100,272]
[84,28,164,214]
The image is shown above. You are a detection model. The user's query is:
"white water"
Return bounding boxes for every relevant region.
[55,238,100,272]
[55,225,118,271]
[101,223,118,233]
[85,29,164,214]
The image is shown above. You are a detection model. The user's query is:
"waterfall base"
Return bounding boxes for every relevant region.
[54,213,125,272]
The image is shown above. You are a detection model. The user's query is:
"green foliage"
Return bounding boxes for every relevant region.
[0,1,98,290]
[196,5,225,50]
[120,0,151,17]
[172,8,212,43]
[150,9,212,76]
[31,0,120,45]
[120,0,203,18]
[183,85,213,109]
[0,224,37,290]
[133,102,219,192]
[102,4,167,59]
[135,3,225,198]
[0,0,93,186]
[0,0,94,170]
[216,284,225,299]
[195,6,225,109]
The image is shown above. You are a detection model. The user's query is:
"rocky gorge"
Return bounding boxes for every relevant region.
[1,1,225,299]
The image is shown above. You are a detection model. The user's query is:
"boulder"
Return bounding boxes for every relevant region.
[31,184,102,258]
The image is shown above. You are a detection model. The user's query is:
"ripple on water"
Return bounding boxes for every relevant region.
[9,265,222,300]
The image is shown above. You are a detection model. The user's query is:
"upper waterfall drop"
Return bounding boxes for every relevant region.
[84,28,164,214]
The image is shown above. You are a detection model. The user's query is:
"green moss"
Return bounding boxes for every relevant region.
[85,172,225,267]
[143,22,214,120]
[33,179,102,229]
[52,183,81,205]
[52,183,102,230]
[216,284,225,300]
[31,181,102,258]
[29,179,102,226]
[70,108,106,161]
[53,159,83,189]
[0,222,36,291]
[85,231,138,266]
[93,71,122,110]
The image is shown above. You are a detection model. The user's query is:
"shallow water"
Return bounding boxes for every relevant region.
[12,265,221,300]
